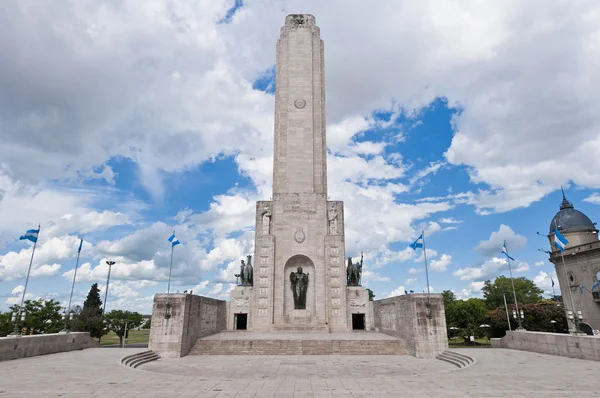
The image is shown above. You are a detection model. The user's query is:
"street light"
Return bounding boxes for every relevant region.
[102,260,116,315]
[567,309,585,334]
[512,309,525,326]
[10,311,26,336]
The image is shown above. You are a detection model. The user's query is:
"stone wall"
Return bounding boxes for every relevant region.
[149,293,227,358]
[0,332,97,362]
[373,294,448,359]
[493,330,600,361]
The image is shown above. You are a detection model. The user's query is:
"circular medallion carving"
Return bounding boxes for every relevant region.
[294,227,306,243]
[294,99,306,109]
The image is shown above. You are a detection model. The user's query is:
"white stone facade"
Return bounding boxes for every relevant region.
[227,14,373,333]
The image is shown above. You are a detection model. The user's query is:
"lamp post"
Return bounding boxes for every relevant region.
[10,311,26,337]
[102,260,115,316]
[567,309,584,334]
[512,308,525,327]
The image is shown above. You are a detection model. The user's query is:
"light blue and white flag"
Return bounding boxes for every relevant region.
[19,228,39,243]
[579,284,585,294]
[78,238,83,253]
[551,278,555,287]
[501,243,515,261]
[553,227,568,252]
[409,234,423,250]
[168,233,180,248]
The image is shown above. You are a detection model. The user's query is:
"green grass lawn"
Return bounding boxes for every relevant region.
[100,329,150,346]
[448,336,491,347]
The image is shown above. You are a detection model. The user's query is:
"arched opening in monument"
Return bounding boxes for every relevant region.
[283,255,316,322]
[234,313,248,330]
[579,322,593,335]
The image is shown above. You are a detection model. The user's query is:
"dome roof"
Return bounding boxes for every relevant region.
[549,189,597,234]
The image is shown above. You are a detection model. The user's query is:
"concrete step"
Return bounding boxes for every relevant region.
[436,350,476,369]
[189,339,409,355]
[120,350,160,368]
[270,324,330,332]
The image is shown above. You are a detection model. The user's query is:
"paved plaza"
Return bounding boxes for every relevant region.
[1,347,600,397]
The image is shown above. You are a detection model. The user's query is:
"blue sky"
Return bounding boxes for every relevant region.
[1,0,599,314]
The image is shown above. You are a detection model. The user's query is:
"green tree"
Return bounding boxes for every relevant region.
[441,290,456,308]
[366,288,375,301]
[77,283,106,339]
[0,311,13,337]
[488,301,568,337]
[445,298,489,341]
[482,276,543,310]
[142,316,152,329]
[9,299,63,334]
[104,310,144,346]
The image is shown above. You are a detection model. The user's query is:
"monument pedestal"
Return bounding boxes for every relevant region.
[227,286,253,331]
[346,286,374,331]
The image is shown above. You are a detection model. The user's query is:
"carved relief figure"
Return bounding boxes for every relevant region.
[290,266,309,309]
[328,204,338,235]
[346,252,363,286]
[261,205,272,235]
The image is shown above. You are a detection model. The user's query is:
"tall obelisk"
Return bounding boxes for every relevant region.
[252,14,348,332]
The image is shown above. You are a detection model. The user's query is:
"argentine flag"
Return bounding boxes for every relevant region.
[168,233,180,248]
[19,228,40,243]
[553,227,568,252]
[409,234,423,250]
[501,243,515,261]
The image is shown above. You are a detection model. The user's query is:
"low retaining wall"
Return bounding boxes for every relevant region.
[494,330,600,361]
[149,293,227,358]
[373,294,448,359]
[0,332,97,361]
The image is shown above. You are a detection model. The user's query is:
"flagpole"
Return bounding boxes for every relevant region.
[167,242,174,296]
[559,250,580,333]
[421,229,430,295]
[551,280,557,302]
[63,239,82,332]
[12,224,40,336]
[503,293,512,331]
[554,220,580,334]
[504,240,523,330]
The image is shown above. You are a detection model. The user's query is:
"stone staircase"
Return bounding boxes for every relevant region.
[436,350,476,369]
[121,351,160,368]
[189,338,409,355]
[270,324,329,332]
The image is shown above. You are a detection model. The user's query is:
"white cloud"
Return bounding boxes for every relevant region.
[361,270,391,285]
[429,254,451,272]
[210,283,224,295]
[439,218,462,225]
[475,224,527,256]
[453,257,529,281]
[583,193,600,205]
[388,285,406,298]
[408,267,422,275]
[404,278,417,285]
[534,261,545,267]
[533,270,558,295]
[11,285,24,295]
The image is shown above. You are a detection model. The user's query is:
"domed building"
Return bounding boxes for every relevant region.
[547,189,600,335]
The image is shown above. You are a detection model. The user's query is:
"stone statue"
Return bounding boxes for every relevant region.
[328,204,338,235]
[261,205,272,235]
[289,266,309,309]
[240,256,253,286]
[346,252,363,286]
[238,259,246,286]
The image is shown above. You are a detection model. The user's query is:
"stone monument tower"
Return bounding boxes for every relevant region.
[228,14,354,333]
